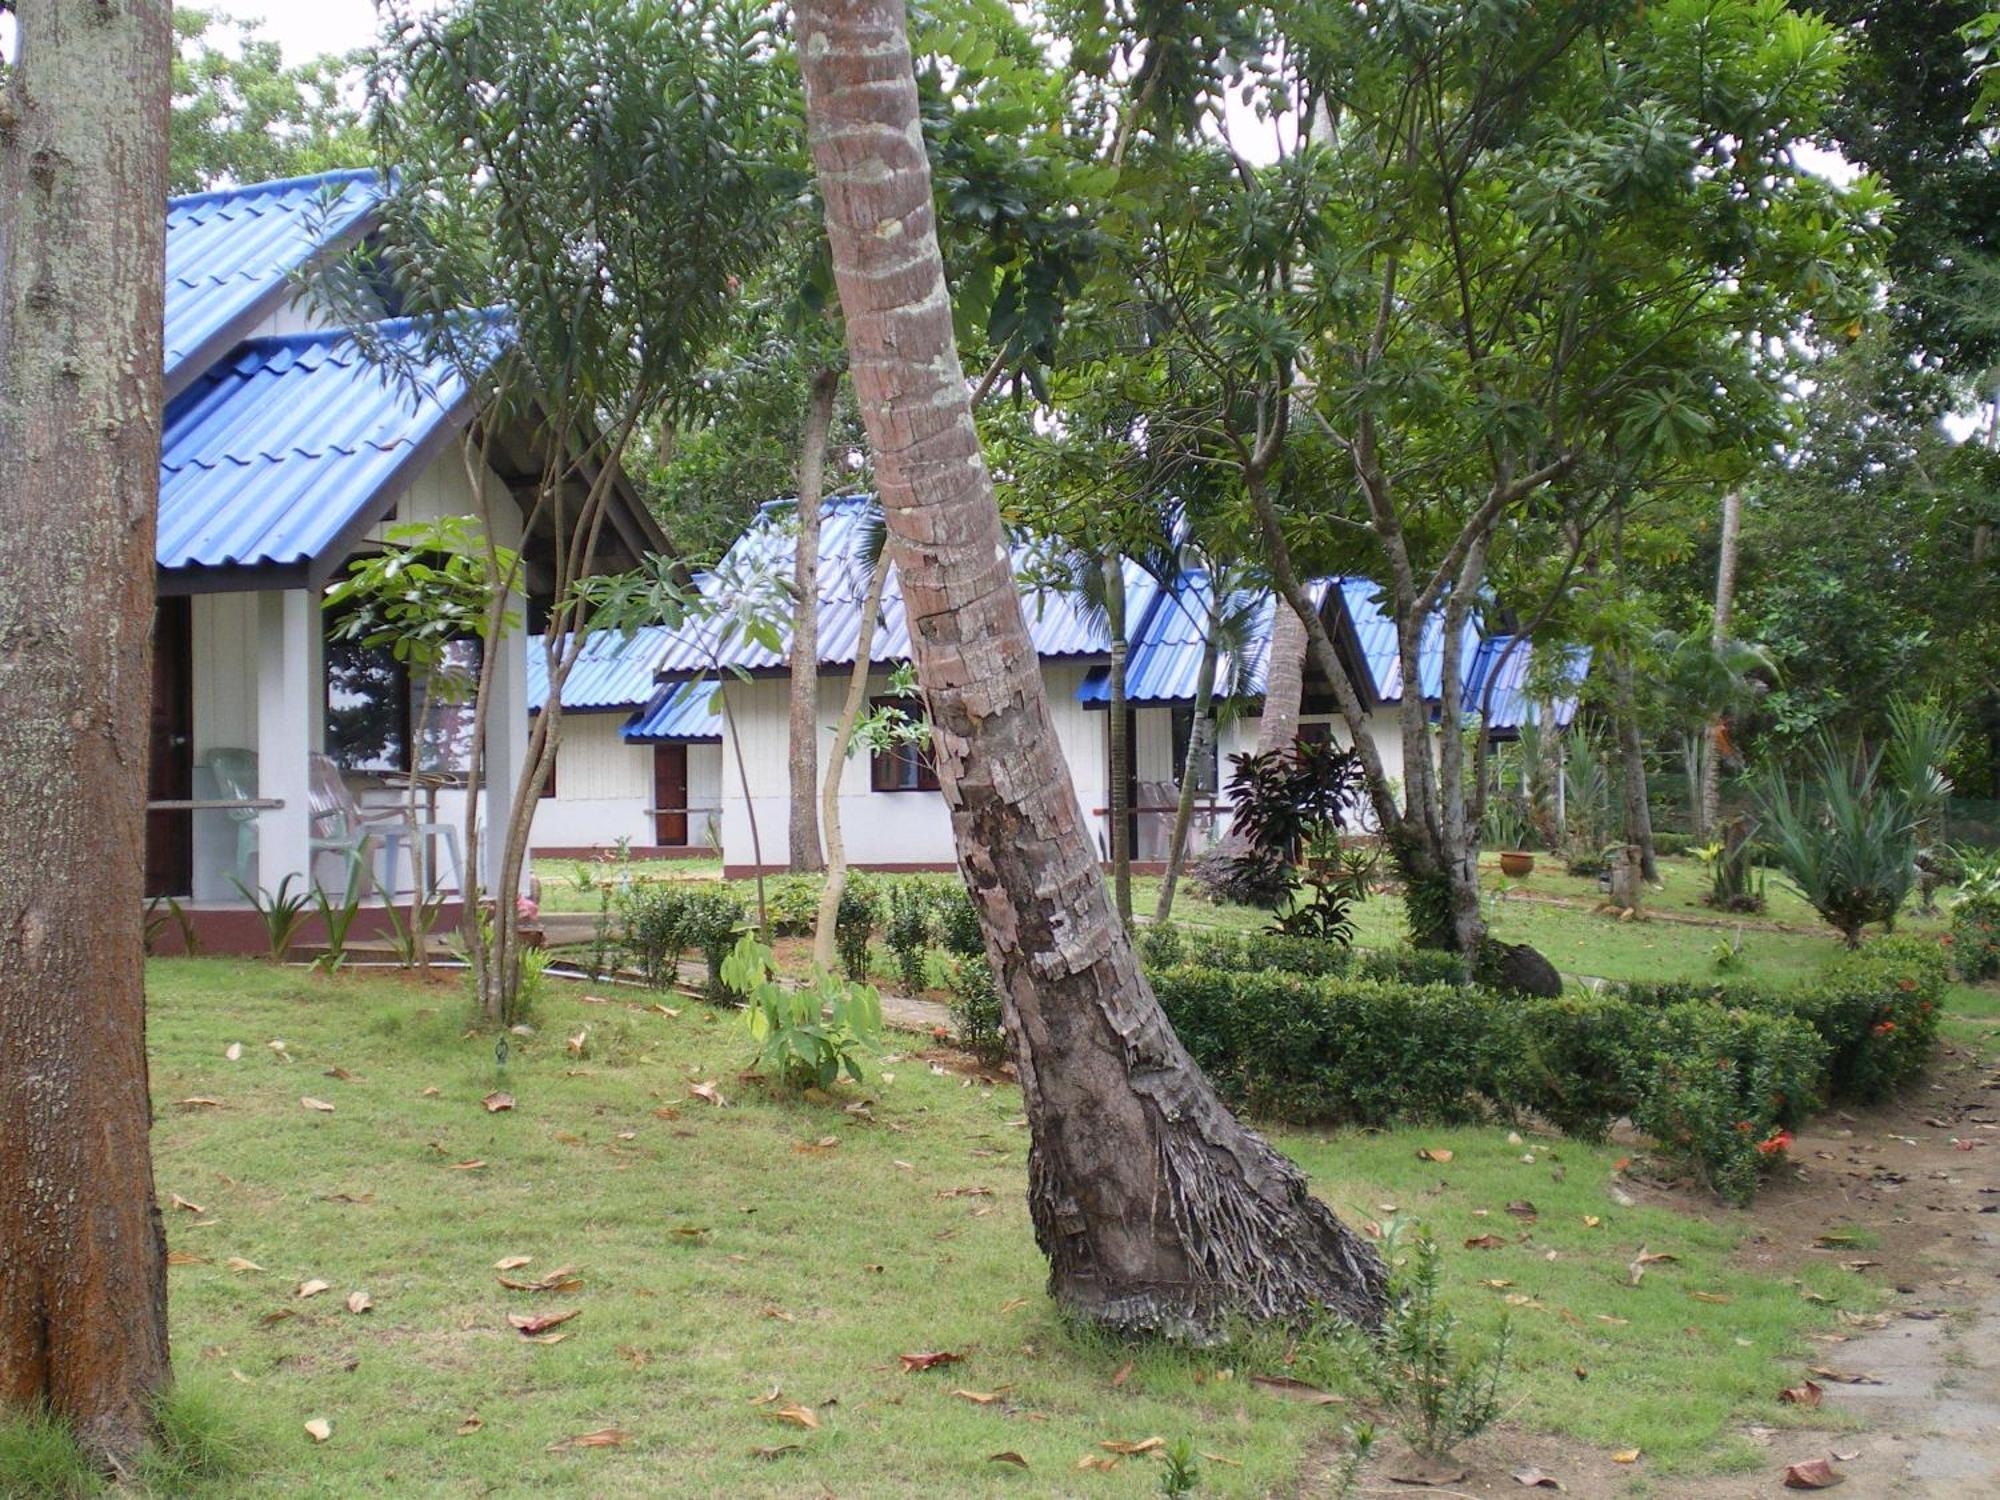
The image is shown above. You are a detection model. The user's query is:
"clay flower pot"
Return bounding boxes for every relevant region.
[1498,850,1536,878]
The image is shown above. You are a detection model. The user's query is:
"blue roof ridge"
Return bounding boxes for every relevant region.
[168,168,384,215]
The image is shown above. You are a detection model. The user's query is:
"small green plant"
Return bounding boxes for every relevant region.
[946,956,1007,1064]
[1352,1226,1510,1460]
[1159,1437,1200,1497]
[883,881,934,993]
[144,894,200,957]
[620,882,693,989]
[1755,738,1916,947]
[515,946,552,1023]
[683,886,748,1000]
[231,873,311,963]
[1949,850,2000,981]
[835,876,879,983]
[723,931,883,1089]
[764,872,825,935]
[935,883,986,959]
[1711,926,1746,972]
[376,894,445,969]
[311,883,365,973]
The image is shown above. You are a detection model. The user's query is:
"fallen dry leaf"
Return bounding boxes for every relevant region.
[170,1193,205,1215]
[325,1066,362,1082]
[346,1291,372,1315]
[494,1255,533,1271]
[567,1029,588,1057]
[455,1415,484,1436]
[521,1332,569,1345]
[165,1251,204,1266]
[304,1418,331,1444]
[751,1444,801,1460]
[300,1096,335,1113]
[1102,1437,1164,1455]
[176,1097,224,1111]
[296,1279,330,1299]
[226,1257,263,1273]
[1782,1456,1843,1489]
[1465,1233,1507,1250]
[1512,1467,1563,1490]
[482,1091,514,1113]
[507,1308,580,1335]
[1780,1380,1825,1408]
[1505,1199,1539,1219]
[1075,1455,1120,1472]
[498,1266,582,1294]
[952,1389,1003,1404]
[988,1451,1030,1468]
[225,1043,243,1062]
[258,1309,297,1327]
[999,1296,1029,1314]
[688,1081,727,1107]
[547,1427,629,1451]
[770,1405,819,1430]
[1611,1449,1640,1464]
[1416,1147,1454,1163]
[899,1350,965,1372]
[1110,1360,1134,1388]
[1248,1375,1342,1405]
[1690,1291,1733,1305]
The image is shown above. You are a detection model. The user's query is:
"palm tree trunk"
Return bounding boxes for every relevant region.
[0,0,173,1468]
[787,366,840,872]
[812,551,892,971]
[1613,649,1658,882]
[797,0,1386,1335]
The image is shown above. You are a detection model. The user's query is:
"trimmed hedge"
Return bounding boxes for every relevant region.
[1149,932,1950,1204]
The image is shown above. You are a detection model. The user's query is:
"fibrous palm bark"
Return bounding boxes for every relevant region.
[796,0,1385,1335]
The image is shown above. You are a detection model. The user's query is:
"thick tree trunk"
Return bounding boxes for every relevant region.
[798,0,1386,1335]
[1155,624,1221,925]
[0,0,174,1469]
[1104,555,1132,922]
[1255,598,1308,753]
[1698,488,1742,839]
[812,550,892,971]
[787,367,840,872]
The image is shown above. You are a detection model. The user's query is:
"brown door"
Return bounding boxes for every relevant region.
[146,596,194,898]
[652,744,689,846]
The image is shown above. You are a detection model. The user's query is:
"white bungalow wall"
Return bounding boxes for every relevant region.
[182,440,530,901]
[525,716,724,852]
[713,661,1108,872]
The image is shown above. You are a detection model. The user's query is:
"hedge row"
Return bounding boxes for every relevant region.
[1150,934,1951,1203]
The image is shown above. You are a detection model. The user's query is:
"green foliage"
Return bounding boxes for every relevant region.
[946,956,1008,1065]
[1755,739,1918,946]
[1353,1228,1510,1460]
[1632,1003,1827,1205]
[763,873,825,936]
[1785,937,1951,1102]
[835,876,880,984]
[724,933,883,1090]
[1483,995,1652,1143]
[310,884,365,974]
[1212,741,1364,928]
[1158,1436,1201,1497]
[230,874,311,964]
[684,887,750,1001]
[619,883,693,989]
[0,1407,95,1498]
[883,881,937,993]
[323,518,517,682]
[1950,852,2000,979]
[935,884,987,959]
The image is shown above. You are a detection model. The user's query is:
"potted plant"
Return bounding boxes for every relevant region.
[1499,849,1536,878]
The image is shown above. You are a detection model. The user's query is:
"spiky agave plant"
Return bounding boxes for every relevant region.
[1755,738,1917,947]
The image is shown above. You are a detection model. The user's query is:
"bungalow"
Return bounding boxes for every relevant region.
[146,170,665,948]
[624,496,1585,876]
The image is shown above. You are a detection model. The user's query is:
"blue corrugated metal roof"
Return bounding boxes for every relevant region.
[623,680,723,743]
[1463,636,1590,732]
[165,170,386,392]
[158,317,474,573]
[1076,576,1336,706]
[1339,578,1402,701]
[528,624,682,713]
[653,494,1159,677]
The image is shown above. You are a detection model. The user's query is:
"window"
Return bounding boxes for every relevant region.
[869,697,939,792]
[1296,721,1333,748]
[1170,706,1220,796]
[324,629,480,777]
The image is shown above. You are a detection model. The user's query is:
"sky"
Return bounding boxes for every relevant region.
[252,3,402,62]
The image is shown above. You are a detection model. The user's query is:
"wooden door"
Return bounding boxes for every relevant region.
[652,744,689,846]
[145,596,194,898]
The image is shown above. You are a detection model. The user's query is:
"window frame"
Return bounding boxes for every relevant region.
[867,695,940,793]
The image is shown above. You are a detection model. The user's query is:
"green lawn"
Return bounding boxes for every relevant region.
[3,955,1918,1497]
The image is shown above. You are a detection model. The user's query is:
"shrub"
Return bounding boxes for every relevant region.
[1356,945,1468,987]
[1631,1002,1826,1204]
[1482,994,1653,1142]
[1138,920,1186,970]
[619,882,691,988]
[947,956,1007,1063]
[1755,739,1916,947]
[680,886,748,1000]
[763,873,823,936]
[1786,937,1949,1102]
[1354,1227,1509,1459]
[936,884,986,958]
[835,876,880,983]
[1949,853,2000,981]
[884,881,935,993]
[724,932,882,1089]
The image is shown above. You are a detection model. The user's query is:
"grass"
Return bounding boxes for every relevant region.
[0,954,1924,1499]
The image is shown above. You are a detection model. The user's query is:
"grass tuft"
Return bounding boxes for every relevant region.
[0,1408,99,1500]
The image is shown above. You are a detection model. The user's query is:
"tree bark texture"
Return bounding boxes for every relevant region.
[0,0,174,1467]
[1104,554,1132,922]
[787,366,840,872]
[1698,488,1742,840]
[797,0,1386,1335]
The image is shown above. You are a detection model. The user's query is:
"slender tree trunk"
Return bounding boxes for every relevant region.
[798,0,1386,1334]
[813,551,892,971]
[787,367,839,872]
[1698,488,1742,839]
[1613,650,1658,882]
[0,0,174,1469]
[1105,554,1132,922]
[1154,624,1221,925]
